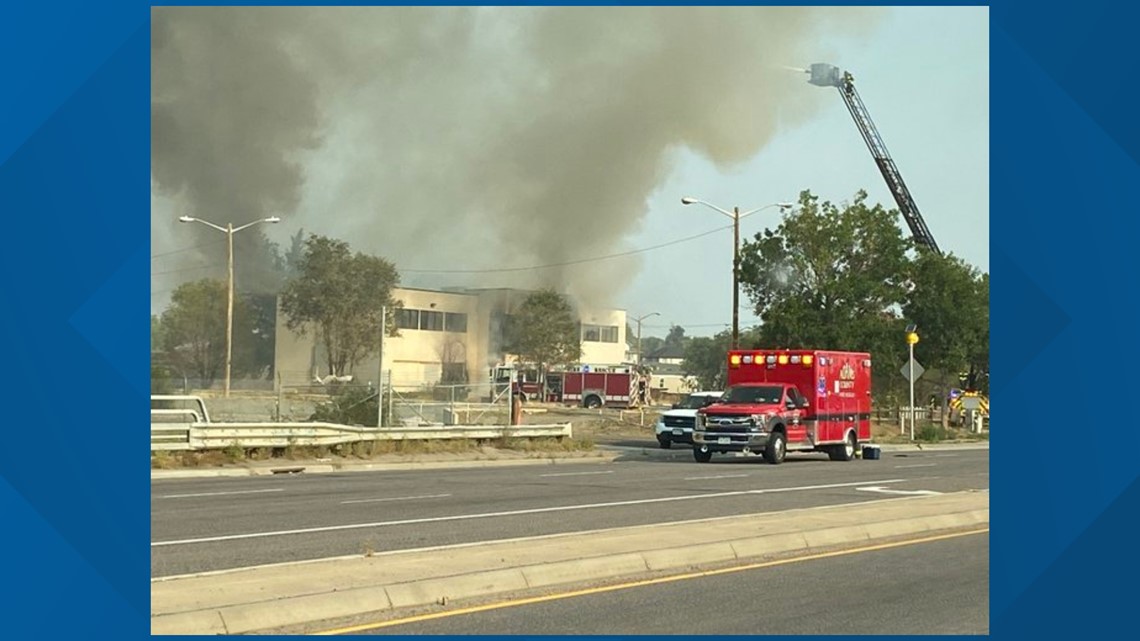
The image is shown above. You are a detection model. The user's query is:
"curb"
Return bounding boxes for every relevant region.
[151,493,988,635]
[151,452,621,480]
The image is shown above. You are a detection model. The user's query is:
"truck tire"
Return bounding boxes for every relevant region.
[658,436,672,449]
[693,447,713,463]
[763,431,787,465]
[584,395,603,409]
[828,432,857,461]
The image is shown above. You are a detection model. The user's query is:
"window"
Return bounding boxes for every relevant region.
[582,324,619,343]
[723,385,784,405]
[420,310,444,331]
[444,312,468,333]
[396,309,419,330]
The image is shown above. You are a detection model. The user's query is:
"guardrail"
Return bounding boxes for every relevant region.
[150,394,573,451]
[150,422,574,451]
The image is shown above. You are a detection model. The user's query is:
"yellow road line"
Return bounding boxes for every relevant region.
[315,527,989,635]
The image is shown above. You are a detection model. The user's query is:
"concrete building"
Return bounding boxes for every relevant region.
[274,287,628,391]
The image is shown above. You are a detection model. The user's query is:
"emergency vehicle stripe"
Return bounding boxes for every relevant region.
[811,413,872,421]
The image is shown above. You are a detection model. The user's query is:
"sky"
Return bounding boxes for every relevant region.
[150,6,988,338]
[628,6,989,337]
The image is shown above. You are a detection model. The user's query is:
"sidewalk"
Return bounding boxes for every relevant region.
[151,490,989,635]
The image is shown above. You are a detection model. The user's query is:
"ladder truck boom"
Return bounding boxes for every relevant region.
[808,63,942,255]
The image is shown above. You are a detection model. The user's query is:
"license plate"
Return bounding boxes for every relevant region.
[672,429,684,436]
[717,437,731,445]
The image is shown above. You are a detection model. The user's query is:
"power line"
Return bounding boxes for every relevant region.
[398,223,734,274]
[151,238,226,259]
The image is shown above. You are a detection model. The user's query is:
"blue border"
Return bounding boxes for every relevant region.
[3,2,1136,638]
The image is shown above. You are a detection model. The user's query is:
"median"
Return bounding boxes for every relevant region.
[151,490,988,635]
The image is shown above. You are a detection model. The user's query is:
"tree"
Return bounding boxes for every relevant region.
[505,289,582,379]
[737,189,913,394]
[903,252,989,393]
[157,278,254,386]
[682,331,731,390]
[279,235,401,377]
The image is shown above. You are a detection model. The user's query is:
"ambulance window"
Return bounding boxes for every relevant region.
[786,388,805,407]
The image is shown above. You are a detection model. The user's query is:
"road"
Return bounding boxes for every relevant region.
[151,448,988,577]
[330,530,989,635]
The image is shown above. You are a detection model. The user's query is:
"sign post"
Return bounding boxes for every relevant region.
[903,326,922,440]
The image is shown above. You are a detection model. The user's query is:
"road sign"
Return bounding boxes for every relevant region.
[900,357,925,383]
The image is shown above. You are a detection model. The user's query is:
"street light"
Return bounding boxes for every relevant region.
[178,214,281,397]
[681,198,793,349]
[632,312,661,366]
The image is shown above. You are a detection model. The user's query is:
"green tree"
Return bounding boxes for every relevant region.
[903,252,989,393]
[682,330,735,390]
[158,278,254,386]
[279,235,401,377]
[737,190,913,394]
[506,289,582,379]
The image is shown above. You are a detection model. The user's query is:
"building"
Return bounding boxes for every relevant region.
[274,286,628,391]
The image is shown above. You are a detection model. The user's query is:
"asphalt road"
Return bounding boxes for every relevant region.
[337,530,990,635]
[151,449,988,577]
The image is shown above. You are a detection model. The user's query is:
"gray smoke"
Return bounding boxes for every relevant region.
[151,6,884,309]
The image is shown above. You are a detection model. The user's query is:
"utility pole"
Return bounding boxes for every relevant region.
[732,206,740,350]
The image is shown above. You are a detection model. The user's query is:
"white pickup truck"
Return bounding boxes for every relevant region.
[654,391,723,449]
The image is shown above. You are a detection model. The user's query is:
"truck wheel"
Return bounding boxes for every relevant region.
[584,395,602,409]
[763,431,787,465]
[828,432,857,461]
[658,436,672,449]
[693,447,713,463]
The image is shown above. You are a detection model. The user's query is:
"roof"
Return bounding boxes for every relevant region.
[647,344,685,360]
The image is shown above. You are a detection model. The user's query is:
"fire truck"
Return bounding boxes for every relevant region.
[491,363,650,409]
[545,365,651,409]
[693,349,872,464]
[490,364,542,401]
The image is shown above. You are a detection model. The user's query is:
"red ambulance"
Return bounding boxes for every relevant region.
[693,349,872,464]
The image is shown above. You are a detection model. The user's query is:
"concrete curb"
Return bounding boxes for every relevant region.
[151,452,620,480]
[151,492,988,635]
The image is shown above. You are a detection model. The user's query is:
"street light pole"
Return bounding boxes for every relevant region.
[633,312,660,366]
[225,222,235,399]
[681,198,793,350]
[178,214,281,397]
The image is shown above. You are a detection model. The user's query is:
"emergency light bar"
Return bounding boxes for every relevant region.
[727,352,823,367]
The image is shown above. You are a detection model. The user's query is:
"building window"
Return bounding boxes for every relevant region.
[444,312,468,333]
[582,324,619,343]
[396,309,419,330]
[420,310,444,331]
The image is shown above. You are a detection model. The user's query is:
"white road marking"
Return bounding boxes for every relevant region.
[684,474,750,481]
[151,478,907,547]
[151,494,925,582]
[340,493,452,505]
[157,488,284,499]
[856,486,942,496]
[539,471,615,478]
[932,454,960,458]
[894,463,937,469]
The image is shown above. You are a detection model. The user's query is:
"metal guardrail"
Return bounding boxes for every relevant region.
[149,422,574,451]
[150,394,573,451]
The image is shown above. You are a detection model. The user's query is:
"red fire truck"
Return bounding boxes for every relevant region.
[491,364,650,409]
[693,349,872,464]
[545,365,650,409]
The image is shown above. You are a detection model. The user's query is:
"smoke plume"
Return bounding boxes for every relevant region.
[151,6,884,309]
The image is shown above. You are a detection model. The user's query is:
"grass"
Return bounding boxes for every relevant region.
[151,434,598,469]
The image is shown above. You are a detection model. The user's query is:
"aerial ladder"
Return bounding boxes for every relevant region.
[807,63,942,255]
